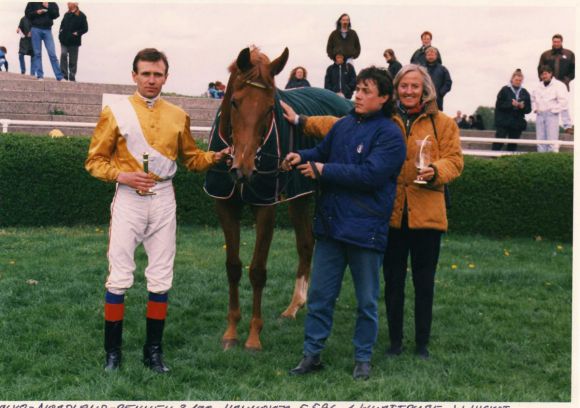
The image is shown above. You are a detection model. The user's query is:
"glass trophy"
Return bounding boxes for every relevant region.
[414,136,432,185]
[137,152,156,196]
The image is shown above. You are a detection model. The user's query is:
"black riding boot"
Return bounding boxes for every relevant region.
[104,320,123,371]
[143,318,170,373]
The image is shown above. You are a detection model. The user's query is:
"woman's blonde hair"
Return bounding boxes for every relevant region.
[393,64,437,105]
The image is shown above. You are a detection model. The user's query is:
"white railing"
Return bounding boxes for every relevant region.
[461,136,574,147]
[0,118,574,157]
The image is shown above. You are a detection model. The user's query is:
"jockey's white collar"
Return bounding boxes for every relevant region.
[137,92,160,108]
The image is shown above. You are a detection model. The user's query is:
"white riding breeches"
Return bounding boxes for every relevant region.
[105,181,176,295]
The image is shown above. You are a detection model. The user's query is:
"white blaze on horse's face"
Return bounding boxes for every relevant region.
[227,47,289,181]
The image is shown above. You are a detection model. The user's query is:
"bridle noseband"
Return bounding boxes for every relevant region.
[243,79,271,90]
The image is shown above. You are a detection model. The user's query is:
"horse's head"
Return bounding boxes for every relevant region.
[220,46,289,181]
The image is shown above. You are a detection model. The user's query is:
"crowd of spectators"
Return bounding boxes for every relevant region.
[1,7,574,151]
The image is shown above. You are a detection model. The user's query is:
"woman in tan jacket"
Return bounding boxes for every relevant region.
[280,64,463,360]
[385,64,463,359]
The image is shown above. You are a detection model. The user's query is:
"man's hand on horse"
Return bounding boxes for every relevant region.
[297,161,324,179]
[282,152,301,171]
[117,171,155,190]
[214,147,232,163]
[280,100,299,125]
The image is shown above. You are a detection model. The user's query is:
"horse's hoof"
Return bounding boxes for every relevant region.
[244,339,262,352]
[280,309,298,319]
[245,345,262,353]
[222,339,239,350]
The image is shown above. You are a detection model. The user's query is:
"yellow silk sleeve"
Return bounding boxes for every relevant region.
[179,115,216,172]
[85,106,122,183]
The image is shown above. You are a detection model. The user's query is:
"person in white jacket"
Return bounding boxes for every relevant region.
[532,65,569,152]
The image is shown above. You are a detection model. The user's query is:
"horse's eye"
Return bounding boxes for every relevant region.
[231,99,238,109]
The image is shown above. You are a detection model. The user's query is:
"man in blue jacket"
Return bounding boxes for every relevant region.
[283,66,406,380]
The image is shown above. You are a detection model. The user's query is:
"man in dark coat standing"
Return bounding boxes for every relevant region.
[424,47,452,111]
[324,53,357,100]
[538,34,574,134]
[326,13,361,63]
[59,2,88,81]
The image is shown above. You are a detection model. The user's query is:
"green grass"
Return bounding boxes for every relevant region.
[0,226,571,401]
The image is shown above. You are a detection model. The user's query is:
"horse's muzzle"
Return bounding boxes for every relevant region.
[229,166,257,183]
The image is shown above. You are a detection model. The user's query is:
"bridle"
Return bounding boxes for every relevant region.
[244,79,271,90]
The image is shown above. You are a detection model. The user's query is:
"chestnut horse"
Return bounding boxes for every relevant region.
[206,47,352,350]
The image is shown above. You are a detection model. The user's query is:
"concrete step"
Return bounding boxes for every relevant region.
[0,102,219,120]
[0,72,137,93]
[0,90,103,104]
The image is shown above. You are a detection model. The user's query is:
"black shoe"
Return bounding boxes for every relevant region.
[353,361,371,380]
[289,355,323,375]
[416,345,430,360]
[386,344,403,357]
[143,344,170,373]
[104,350,121,371]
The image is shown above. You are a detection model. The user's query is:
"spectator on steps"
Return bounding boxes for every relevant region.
[207,82,220,99]
[538,34,575,134]
[285,66,311,89]
[384,48,402,79]
[0,46,8,71]
[59,2,88,82]
[532,65,568,153]
[326,13,361,64]
[492,69,532,152]
[25,2,63,81]
[471,114,485,130]
[17,15,35,75]
[215,81,226,96]
[458,114,470,129]
[424,48,452,110]
[410,31,442,67]
[325,53,357,100]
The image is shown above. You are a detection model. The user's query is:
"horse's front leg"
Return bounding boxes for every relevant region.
[281,195,313,319]
[245,205,276,351]
[215,199,243,350]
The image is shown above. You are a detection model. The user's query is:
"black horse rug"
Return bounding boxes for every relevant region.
[204,87,353,205]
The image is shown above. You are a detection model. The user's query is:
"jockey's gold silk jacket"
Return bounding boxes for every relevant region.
[85,93,216,182]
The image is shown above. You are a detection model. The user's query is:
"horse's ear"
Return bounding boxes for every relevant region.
[269,47,289,77]
[236,47,253,72]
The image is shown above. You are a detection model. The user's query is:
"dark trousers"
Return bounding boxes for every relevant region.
[60,45,79,81]
[492,127,522,152]
[383,214,442,348]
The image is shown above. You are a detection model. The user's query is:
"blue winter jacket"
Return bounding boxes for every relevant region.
[298,110,406,252]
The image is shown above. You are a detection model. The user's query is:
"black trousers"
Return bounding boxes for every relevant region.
[492,127,522,152]
[60,45,79,81]
[383,214,442,348]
